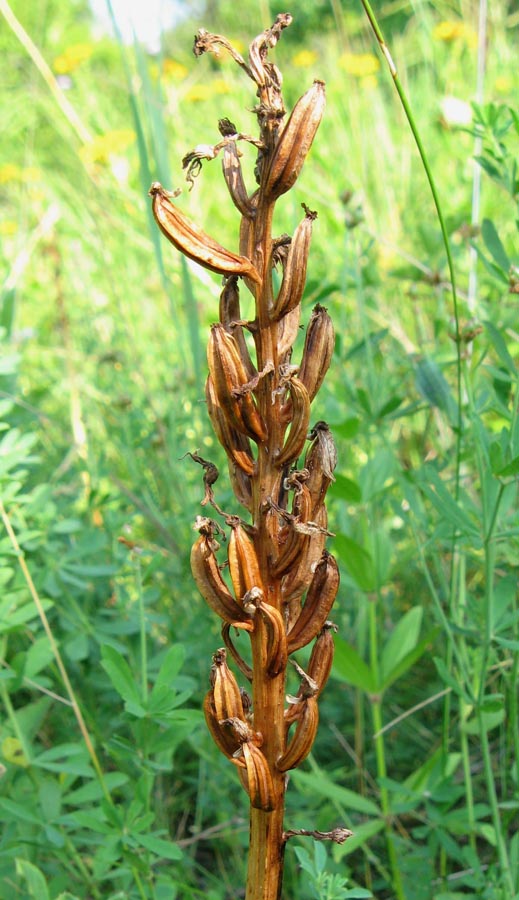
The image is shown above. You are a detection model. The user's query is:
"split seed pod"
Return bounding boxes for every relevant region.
[208,324,267,443]
[271,206,317,320]
[228,521,263,600]
[276,376,310,467]
[149,182,260,282]
[298,305,335,401]
[191,522,254,628]
[277,696,319,771]
[287,550,340,653]
[206,375,255,476]
[264,80,326,200]
[210,647,246,721]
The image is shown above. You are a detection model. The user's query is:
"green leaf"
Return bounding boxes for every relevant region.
[335,534,375,591]
[359,449,395,501]
[419,468,479,539]
[332,474,362,503]
[333,637,378,692]
[24,637,53,678]
[101,644,142,708]
[15,859,50,900]
[496,454,519,477]
[481,218,510,271]
[381,607,423,683]
[291,770,381,816]
[433,658,469,702]
[415,357,457,419]
[381,630,438,692]
[0,798,43,825]
[134,833,183,860]
[484,320,516,373]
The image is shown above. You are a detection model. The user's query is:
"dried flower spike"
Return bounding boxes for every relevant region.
[151,16,348,899]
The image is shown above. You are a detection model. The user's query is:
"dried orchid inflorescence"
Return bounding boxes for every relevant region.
[150,14,346,899]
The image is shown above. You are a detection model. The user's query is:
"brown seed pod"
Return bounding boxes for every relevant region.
[305,421,338,515]
[277,304,301,359]
[271,206,317,320]
[281,505,329,614]
[210,647,246,722]
[258,600,288,677]
[235,741,275,811]
[208,324,267,443]
[191,528,254,628]
[287,551,340,653]
[298,305,335,402]
[219,276,256,380]
[263,80,326,200]
[276,376,310,467]
[227,459,253,512]
[206,375,255,476]
[306,623,336,698]
[228,521,263,601]
[277,696,319,771]
[149,182,260,282]
[222,140,255,218]
[203,691,241,758]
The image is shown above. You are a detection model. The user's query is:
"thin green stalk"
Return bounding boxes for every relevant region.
[479,719,514,895]
[135,555,148,703]
[368,599,405,900]
[0,681,32,765]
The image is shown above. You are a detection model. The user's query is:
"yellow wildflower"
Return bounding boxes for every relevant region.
[79,129,135,166]
[292,49,318,68]
[0,220,18,236]
[339,52,380,78]
[162,58,188,81]
[185,83,214,102]
[494,75,512,94]
[53,42,94,75]
[0,163,22,183]
[433,21,477,48]
[212,78,231,95]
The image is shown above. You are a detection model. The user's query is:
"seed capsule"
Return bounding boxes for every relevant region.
[210,647,245,722]
[208,324,267,443]
[218,276,256,380]
[298,305,335,401]
[277,697,319,771]
[277,304,301,359]
[276,376,310,467]
[206,375,255,476]
[235,741,275,811]
[228,521,263,601]
[306,623,336,698]
[305,421,338,515]
[203,691,241,758]
[222,140,255,219]
[272,206,317,320]
[221,623,253,682]
[287,551,340,653]
[191,522,254,628]
[149,182,260,282]
[263,81,325,200]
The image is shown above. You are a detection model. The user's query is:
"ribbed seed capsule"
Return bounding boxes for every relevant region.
[271,207,317,320]
[210,647,245,722]
[208,324,267,443]
[276,376,310,467]
[191,526,254,628]
[287,551,340,653]
[236,741,275,811]
[306,624,336,698]
[149,182,260,282]
[298,305,335,401]
[277,304,301,359]
[281,505,329,614]
[272,477,312,577]
[222,140,255,218]
[218,276,256,380]
[228,522,263,601]
[305,421,338,515]
[206,376,255,476]
[277,697,319,772]
[259,600,287,676]
[203,691,241,758]
[264,80,326,200]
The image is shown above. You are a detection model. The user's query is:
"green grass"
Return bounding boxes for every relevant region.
[1,0,518,898]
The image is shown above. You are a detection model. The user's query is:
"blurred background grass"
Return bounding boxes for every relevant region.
[1,1,518,899]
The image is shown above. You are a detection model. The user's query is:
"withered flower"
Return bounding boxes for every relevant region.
[151,15,347,899]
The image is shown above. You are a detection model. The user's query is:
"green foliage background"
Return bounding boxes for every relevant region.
[0,0,518,898]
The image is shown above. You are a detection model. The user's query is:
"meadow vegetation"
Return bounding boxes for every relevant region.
[0,1,518,898]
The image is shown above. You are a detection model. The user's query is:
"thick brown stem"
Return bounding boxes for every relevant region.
[246,804,286,900]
